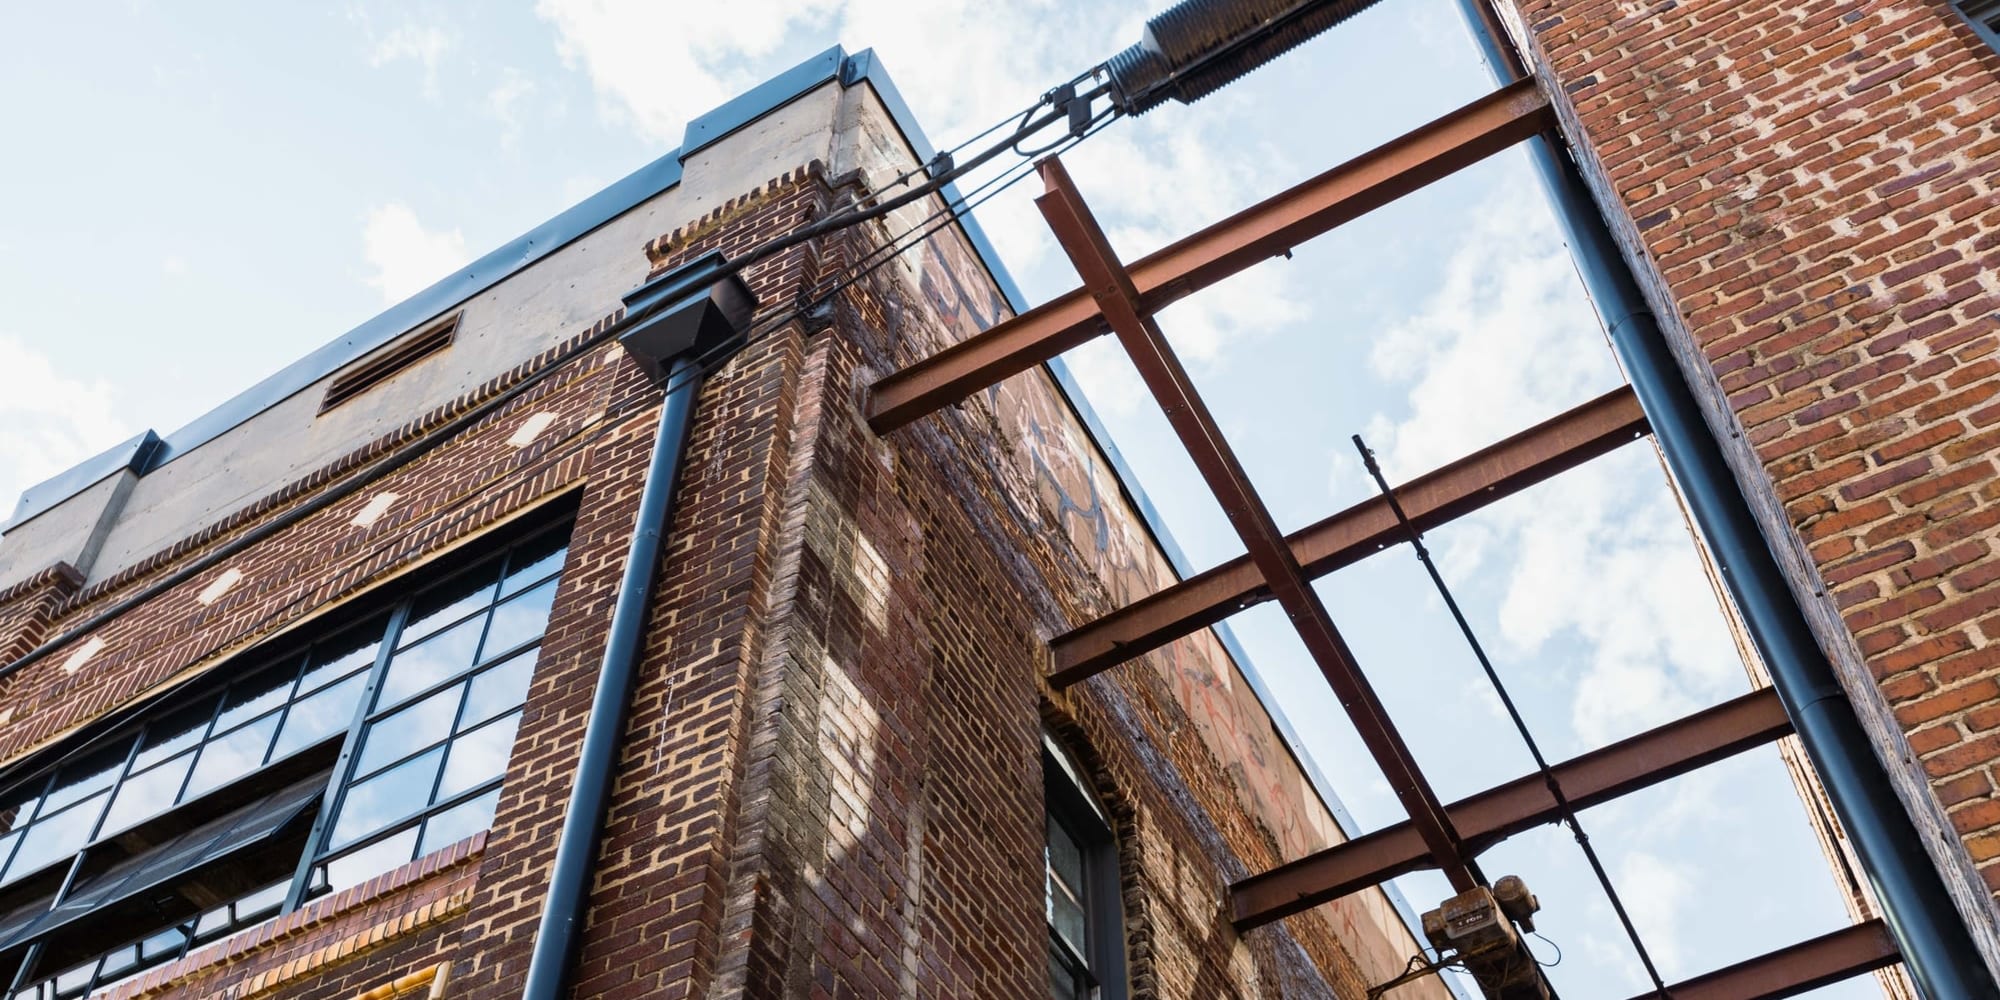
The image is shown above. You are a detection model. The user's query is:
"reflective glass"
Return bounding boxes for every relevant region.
[181,713,281,801]
[419,787,499,855]
[100,752,194,835]
[355,687,459,777]
[331,747,443,848]
[298,629,381,696]
[500,538,567,598]
[138,926,186,961]
[1048,888,1087,958]
[461,652,534,730]
[270,671,368,760]
[1046,816,1084,892]
[132,699,217,771]
[399,571,498,649]
[479,581,556,661]
[322,825,419,893]
[213,661,296,735]
[436,712,520,801]
[378,616,483,708]
[0,783,41,836]
[42,744,127,815]
[8,792,108,880]
[97,946,137,979]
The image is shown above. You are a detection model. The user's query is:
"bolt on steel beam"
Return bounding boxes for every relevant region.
[1049,386,1648,687]
[864,79,1551,434]
[1035,154,1478,893]
[1232,687,1794,930]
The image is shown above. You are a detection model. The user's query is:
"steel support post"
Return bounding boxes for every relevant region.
[1448,3,1996,995]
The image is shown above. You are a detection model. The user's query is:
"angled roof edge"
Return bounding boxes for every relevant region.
[4,44,1433,966]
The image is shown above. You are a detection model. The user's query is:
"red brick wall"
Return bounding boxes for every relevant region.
[0,160,1425,998]
[1511,0,2000,967]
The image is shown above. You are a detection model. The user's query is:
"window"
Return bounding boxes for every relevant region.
[1958,0,2000,48]
[0,517,569,998]
[1043,738,1126,1000]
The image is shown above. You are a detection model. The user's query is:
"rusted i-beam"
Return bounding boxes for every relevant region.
[1624,920,1898,1000]
[1035,156,1478,893]
[1050,386,1648,687]
[1231,687,1794,929]
[865,79,1552,433]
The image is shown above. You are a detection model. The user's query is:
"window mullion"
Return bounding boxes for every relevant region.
[281,600,412,914]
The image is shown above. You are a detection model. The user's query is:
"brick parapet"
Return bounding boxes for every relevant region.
[1509,0,2000,967]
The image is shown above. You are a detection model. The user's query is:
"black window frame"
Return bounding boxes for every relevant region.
[0,509,572,998]
[1956,0,2000,50]
[1043,738,1127,1000]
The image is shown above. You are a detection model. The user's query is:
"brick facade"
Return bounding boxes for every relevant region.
[1510,0,2000,970]
[0,144,1436,997]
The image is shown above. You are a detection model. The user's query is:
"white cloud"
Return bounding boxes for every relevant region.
[368,21,455,98]
[485,67,539,148]
[1613,850,1695,969]
[360,204,470,304]
[0,337,130,525]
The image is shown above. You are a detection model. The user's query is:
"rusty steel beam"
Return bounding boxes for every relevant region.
[1035,156,1480,894]
[865,79,1553,433]
[1232,687,1793,929]
[1625,921,1899,1000]
[1049,386,1649,687]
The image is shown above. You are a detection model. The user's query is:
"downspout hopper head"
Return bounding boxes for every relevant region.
[614,251,759,383]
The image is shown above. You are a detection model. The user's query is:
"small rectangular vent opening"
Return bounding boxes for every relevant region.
[320,313,461,413]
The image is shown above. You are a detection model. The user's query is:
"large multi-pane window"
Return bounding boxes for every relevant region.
[1043,739,1126,1000]
[0,517,570,999]
[1958,0,2000,48]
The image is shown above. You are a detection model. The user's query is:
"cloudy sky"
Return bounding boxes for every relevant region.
[0,1,1879,996]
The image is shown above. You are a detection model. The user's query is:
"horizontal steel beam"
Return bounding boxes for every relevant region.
[864,79,1553,433]
[1231,687,1793,929]
[1049,386,1648,687]
[1627,920,1898,1000]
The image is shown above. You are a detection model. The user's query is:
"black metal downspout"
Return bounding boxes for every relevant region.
[1451,5,1997,996]
[519,354,703,1000]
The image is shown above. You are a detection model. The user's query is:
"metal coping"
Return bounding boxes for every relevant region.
[2,40,1431,973]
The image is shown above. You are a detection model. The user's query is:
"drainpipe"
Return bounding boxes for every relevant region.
[1449,4,1998,996]
[521,253,755,1000]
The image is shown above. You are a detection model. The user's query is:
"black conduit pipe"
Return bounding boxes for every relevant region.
[1451,4,1998,996]
[520,354,703,999]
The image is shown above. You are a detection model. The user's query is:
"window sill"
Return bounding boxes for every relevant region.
[101,830,487,1000]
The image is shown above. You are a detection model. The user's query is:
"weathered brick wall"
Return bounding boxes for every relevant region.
[1509,0,2000,963]
[0,154,1434,998]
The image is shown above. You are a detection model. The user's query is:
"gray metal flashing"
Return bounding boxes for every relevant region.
[5,431,159,532]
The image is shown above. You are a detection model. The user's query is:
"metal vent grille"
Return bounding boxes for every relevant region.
[320,312,460,412]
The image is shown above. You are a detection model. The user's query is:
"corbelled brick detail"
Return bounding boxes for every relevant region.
[1512,0,2000,969]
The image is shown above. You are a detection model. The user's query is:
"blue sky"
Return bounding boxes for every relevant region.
[0,1,1881,996]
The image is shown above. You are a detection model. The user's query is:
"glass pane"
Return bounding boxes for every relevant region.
[235,881,287,921]
[298,628,381,696]
[419,787,499,856]
[377,616,484,708]
[41,743,128,815]
[1049,944,1089,1000]
[1049,889,1087,959]
[436,712,520,801]
[6,792,107,881]
[181,713,281,801]
[96,945,137,979]
[194,903,232,938]
[461,651,535,730]
[133,698,217,771]
[1046,816,1084,892]
[500,535,567,597]
[399,571,499,649]
[51,962,92,995]
[321,824,420,894]
[139,925,187,961]
[270,671,369,761]
[330,747,443,848]
[355,686,460,777]
[213,661,297,736]
[479,580,556,662]
[0,780,45,836]
[100,752,195,836]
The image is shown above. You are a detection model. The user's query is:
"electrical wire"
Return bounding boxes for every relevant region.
[1352,434,1673,998]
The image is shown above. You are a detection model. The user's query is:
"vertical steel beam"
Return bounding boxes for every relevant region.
[1448,3,1996,996]
[1034,156,1477,893]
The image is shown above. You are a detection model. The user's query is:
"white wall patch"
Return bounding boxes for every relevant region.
[507,411,558,448]
[197,567,245,606]
[352,492,401,528]
[62,636,106,675]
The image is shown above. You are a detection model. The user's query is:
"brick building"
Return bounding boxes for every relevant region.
[1,0,1997,996]
[0,48,1443,1000]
